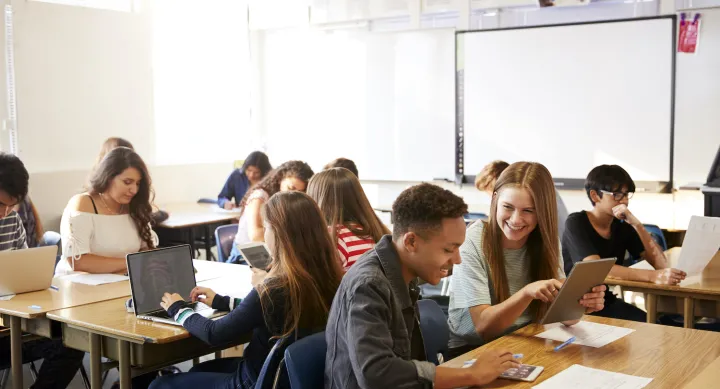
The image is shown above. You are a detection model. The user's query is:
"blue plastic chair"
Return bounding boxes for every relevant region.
[255,336,293,389]
[197,198,217,204]
[284,332,326,389]
[417,299,449,365]
[214,224,238,263]
[643,224,667,251]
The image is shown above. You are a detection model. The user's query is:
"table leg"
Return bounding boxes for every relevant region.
[89,333,102,389]
[646,293,657,324]
[215,351,222,359]
[192,357,200,366]
[684,297,695,329]
[9,316,22,389]
[205,225,214,261]
[118,339,131,389]
[188,228,197,258]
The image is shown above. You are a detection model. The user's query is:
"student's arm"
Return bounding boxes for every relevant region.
[581,254,684,285]
[11,213,28,250]
[164,289,263,346]
[613,205,670,269]
[245,198,266,242]
[217,172,236,209]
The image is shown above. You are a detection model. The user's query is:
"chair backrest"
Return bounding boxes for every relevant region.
[284,332,327,389]
[643,224,667,251]
[214,224,238,263]
[255,336,293,389]
[197,198,217,204]
[417,299,450,365]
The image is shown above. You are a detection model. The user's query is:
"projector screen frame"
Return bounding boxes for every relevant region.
[454,15,677,193]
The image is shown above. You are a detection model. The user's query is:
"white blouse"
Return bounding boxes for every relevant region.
[234,189,270,246]
[57,207,158,274]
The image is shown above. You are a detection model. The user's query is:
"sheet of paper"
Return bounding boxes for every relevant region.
[0,294,15,301]
[629,260,655,270]
[66,273,129,286]
[676,216,720,275]
[535,321,634,348]
[533,364,652,389]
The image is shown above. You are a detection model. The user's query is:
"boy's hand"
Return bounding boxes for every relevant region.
[612,204,640,226]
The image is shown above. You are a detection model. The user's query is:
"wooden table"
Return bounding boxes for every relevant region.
[683,354,720,389]
[443,316,720,388]
[605,247,720,328]
[47,266,253,389]
[156,203,241,260]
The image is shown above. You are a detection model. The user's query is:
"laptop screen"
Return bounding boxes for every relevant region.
[127,245,197,315]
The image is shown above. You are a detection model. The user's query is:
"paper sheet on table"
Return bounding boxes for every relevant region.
[533,364,652,389]
[535,321,634,348]
[676,216,720,275]
[0,294,15,301]
[629,260,655,270]
[66,273,129,286]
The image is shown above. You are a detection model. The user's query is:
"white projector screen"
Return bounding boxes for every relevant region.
[458,17,675,190]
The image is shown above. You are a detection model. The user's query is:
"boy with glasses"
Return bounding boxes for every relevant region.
[562,165,686,321]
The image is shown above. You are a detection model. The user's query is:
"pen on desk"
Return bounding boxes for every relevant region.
[554,336,576,352]
[49,285,59,291]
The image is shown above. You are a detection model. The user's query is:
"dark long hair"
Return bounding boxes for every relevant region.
[239,160,314,210]
[482,162,559,322]
[259,191,343,338]
[241,151,272,177]
[88,147,155,250]
[307,167,389,244]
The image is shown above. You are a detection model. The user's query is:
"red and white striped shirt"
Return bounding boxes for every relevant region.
[336,225,375,271]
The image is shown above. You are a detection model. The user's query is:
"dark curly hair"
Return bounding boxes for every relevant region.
[0,153,29,202]
[392,183,468,240]
[239,160,314,210]
[88,147,155,250]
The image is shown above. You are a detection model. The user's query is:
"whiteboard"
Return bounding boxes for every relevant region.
[459,18,675,185]
[261,28,455,181]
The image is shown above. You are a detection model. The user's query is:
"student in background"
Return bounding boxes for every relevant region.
[15,197,43,248]
[218,151,272,210]
[562,165,685,322]
[326,183,521,389]
[475,160,569,239]
[448,162,606,358]
[324,157,358,178]
[58,147,157,274]
[152,191,342,389]
[0,153,85,389]
[229,160,313,263]
[96,137,134,166]
[307,167,389,270]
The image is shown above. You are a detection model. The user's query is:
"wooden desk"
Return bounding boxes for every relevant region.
[47,266,253,389]
[605,248,720,328]
[443,316,720,388]
[156,203,241,260]
[683,354,720,389]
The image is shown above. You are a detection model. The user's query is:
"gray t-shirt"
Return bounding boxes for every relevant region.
[448,221,565,348]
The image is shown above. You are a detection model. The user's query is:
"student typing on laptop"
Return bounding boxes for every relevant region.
[0,153,85,389]
[562,165,687,322]
[149,191,343,389]
[447,163,606,359]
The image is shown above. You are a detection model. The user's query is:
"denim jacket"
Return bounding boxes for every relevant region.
[325,235,436,389]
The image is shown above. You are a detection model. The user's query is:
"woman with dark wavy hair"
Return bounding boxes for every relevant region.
[57,146,157,274]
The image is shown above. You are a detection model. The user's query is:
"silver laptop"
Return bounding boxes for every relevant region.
[0,246,57,297]
[127,245,221,326]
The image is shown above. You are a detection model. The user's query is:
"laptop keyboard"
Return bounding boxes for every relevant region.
[144,302,211,319]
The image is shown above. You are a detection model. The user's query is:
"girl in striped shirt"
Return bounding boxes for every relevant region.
[308,167,390,270]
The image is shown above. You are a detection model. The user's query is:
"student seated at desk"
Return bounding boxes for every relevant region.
[324,157,358,177]
[152,191,342,389]
[562,165,686,322]
[0,153,84,389]
[58,147,158,274]
[448,162,606,358]
[326,183,521,389]
[229,160,314,263]
[475,160,569,239]
[307,167,389,270]
[218,151,272,210]
[15,196,43,248]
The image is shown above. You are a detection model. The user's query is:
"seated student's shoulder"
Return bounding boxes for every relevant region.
[341,249,393,298]
[565,211,590,226]
[66,193,96,213]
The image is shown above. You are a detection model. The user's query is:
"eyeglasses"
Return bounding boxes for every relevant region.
[600,190,634,201]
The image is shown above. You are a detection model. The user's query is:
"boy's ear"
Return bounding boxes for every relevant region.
[589,189,602,205]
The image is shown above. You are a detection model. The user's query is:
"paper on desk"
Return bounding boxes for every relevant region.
[66,273,129,286]
[629,260,655,270]
[676,216,720,276]
[0,294,15,301]
[536,321,634,348]
[533,364,652,389]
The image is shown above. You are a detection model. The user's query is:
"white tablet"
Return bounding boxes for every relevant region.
[236,242,272,270]
[540,257,616,325]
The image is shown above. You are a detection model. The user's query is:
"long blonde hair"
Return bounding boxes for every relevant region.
[307,168,390,244]
[259,191,343,338]
[481,162,559,321]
